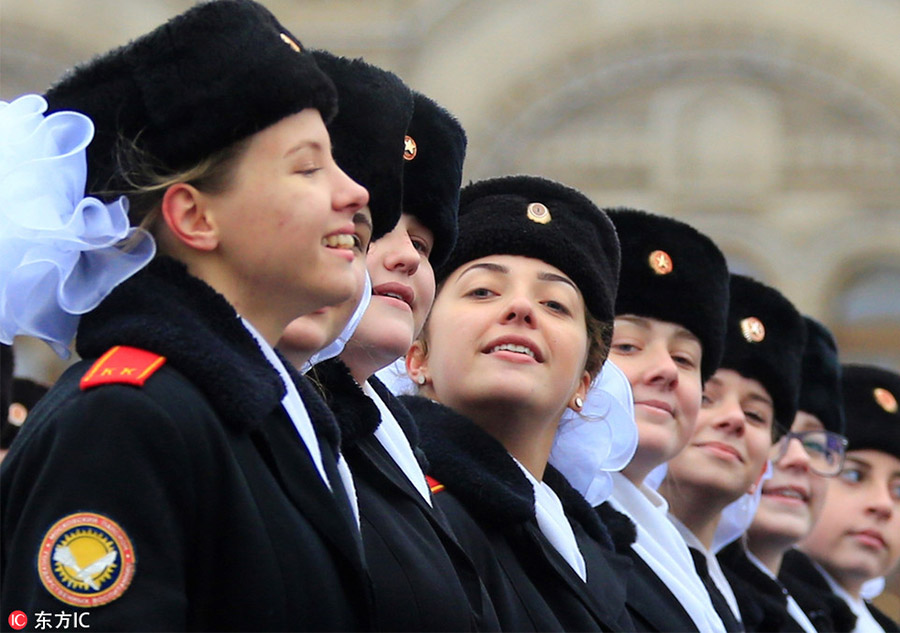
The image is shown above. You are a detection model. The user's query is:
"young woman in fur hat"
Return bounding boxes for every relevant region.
[551,208,732,632]
[791,365,900,632]
[717,317,854,633]
[281,75,498,631]
[659,274,807,631]
[399,175,634,632]
[0,2,374,630]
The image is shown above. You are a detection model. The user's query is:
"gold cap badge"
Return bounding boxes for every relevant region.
[280,33,301,53]
[873,387,898,414]
[403,135,417,161]
[526,202,551,224]
[649,250,673,275]
[740,317,766,343]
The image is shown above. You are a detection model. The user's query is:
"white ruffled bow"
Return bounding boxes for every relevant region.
[0,94,155,358]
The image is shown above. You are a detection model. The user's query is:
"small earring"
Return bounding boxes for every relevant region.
[574,396,584,409]
[416,374,426,385]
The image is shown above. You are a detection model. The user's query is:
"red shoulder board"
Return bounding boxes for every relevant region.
[426,475,445,495]
[80,346,167,391]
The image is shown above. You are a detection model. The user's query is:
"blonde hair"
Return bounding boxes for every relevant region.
[98,134,252,234]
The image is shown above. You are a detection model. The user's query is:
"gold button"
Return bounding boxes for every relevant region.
[280,33,301,53]
[740,317,766,343]
[526,202,551,224]
[648,250,673,275]
[873,387,898,414]
[403,135,417,160]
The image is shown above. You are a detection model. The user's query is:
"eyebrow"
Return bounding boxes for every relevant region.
[843,456,871,470]
[457,262,578,292]
[283,140,323,159]
[617,315,699,344]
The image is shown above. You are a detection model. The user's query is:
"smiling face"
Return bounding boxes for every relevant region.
[340,213,436,379]
[203,108,369,326]
[277,207,373,368]
[747,411,830,552]
[799,449,900,594]
[410,254,592,427]
[666,368,775,508]
[611,316,703,483]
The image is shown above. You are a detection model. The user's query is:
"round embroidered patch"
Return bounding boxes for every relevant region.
[38,513,136,607]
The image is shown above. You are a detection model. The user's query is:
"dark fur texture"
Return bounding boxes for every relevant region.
[595,501,638,553]
[75,257,339,448]
[780,549,858,633]
[402,92,467,267]
[721,274,806,428]
[312,52,413,240]
[45,0,337,201]
[841,364,900,458]
[440,175,621,322]
[798,316,845,434]
[400,394,613,550]
[607,208,730,382]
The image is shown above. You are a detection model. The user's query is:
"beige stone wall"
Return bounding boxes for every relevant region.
[2,0,900,619]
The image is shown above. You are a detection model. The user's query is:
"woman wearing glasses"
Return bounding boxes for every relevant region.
[791,365,900,633]
[718,317,853,632]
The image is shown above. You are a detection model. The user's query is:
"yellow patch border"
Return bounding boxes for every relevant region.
[38,512,136,607]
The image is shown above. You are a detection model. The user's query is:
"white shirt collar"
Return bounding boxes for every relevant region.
[514,458,587,582]
[363,380,432,506]
[669,513,743,626]
[609,473,727,632]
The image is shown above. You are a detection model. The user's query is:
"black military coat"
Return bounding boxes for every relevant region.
[595,503,700,632]
[401,395,634,632]
[0,258,371,632]
[718,540,803,632]
[780,548,897,632]
[313,359,499,631]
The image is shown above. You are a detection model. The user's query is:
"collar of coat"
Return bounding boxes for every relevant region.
[75,256,338,446]
[595,502,638,553]
[779,549,858,633]
[400,395,613,549]
[310,358,428,469]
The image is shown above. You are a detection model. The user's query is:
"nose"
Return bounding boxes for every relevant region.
[640,342,679,389]
[866,481,895,521]
[332,166,369,215]
[502,294,536,327]
[712,394,746,436]
[776,435,812,471]
[379,230,421,276]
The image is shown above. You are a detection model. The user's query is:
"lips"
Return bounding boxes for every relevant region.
[482,335,544,362]
[696,441,744,462]
[322,224,356,250]
[762,485,809,502]
[851,529,886,549]
[635,399,675,416]
[373,282,414,309]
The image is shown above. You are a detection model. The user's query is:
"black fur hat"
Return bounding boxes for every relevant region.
[45,0,337,203]
[439,175,620,323]
[840,364,900,459]
[311,51,413,240]
[720,275,806,427]
[606,208,729,382]
[797,317,845,434]
[401,92,467,268]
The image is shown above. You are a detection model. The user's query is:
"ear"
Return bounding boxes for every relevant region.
[160,183,220,252]
[406,339,429,386]
[569,370,592,411]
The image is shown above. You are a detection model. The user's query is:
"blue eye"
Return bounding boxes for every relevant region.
[839,468,863,483]
[543,300,570,315]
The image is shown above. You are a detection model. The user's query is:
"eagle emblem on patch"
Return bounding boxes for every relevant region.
[38,513,136,607]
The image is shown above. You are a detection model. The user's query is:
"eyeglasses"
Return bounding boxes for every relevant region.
[772,430,848,476]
